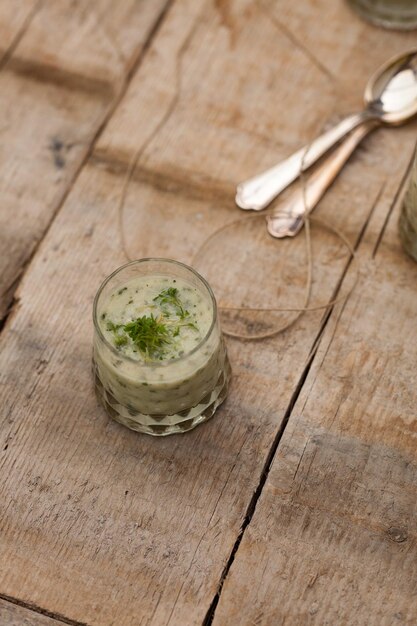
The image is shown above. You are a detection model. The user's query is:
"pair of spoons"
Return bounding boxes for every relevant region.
[236,49,417,238]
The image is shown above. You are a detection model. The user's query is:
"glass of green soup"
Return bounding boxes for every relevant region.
[93,259,231,436]
[346,0,417,29]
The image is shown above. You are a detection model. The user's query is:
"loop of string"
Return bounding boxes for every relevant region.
[190,212,357,339]
[116,129,358,341]
[94,0,360,341]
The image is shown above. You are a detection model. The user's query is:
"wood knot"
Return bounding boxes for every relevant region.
[309,602,319,615]
[387,527,408,543]
[49,136,71,169]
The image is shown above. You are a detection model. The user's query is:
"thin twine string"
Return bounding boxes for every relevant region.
[190,211,357,339]
[92,0,359,340]
[116,139,358,341]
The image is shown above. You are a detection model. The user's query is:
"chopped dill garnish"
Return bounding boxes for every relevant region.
[106,320,126,349]
[153,287,188,319]
[123,314,170,359]
[106,284,200,360]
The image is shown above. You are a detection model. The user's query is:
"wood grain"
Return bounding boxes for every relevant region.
[213,163,417,624]
[0,0,170,320]
[0,0,416,624]
[0,597,71,626]
[8,0,168,95]
[0,0,37,60]
[95,0,416,193]
[0,161,357,626]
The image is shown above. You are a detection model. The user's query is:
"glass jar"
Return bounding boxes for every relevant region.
[92,259,231,436]
[346,0,417,29]
[399,149,417,263]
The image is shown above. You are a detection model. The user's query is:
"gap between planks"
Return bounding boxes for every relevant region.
[1,3,412,623]
[202,177,390,626]
[0,593,86,626]
[372,146,415,258]
[0,0,175,619]
[0,0,176,337]
[0,3,42,334]
[0,0,40,74]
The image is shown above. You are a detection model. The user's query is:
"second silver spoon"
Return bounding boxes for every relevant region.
[266,122,377,238]
[237,48,417,212]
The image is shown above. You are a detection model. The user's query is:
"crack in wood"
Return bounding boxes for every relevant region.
[166,427,249,625]
[0,296,19,336]
[1,3,412,621]
[293,437,310,480]
[306,179,385,363]
[0,593,86,626]
[290,179,385,421]
[0,264,24,334]
[0,0,176,341]
[372,144,416,258]
[202,174,386,626]
[202,349,316,625]
[0,0,41,74]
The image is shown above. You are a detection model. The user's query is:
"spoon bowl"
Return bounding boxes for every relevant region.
[236,49,417,212]
[366,48,417,122]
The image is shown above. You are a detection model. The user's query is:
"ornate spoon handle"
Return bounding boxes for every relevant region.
[266,122,377,239]
[236,110,376,211]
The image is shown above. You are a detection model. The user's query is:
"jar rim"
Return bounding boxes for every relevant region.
[93,258,218,367]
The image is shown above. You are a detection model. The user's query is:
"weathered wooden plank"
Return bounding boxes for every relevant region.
[0,0,416,624]
[8,0,167,95]
[0,0,170,320]
[212,167,417,623]
[0,0,36,59]
[95,0,416,198]
[0,597,71,626]
[0,163,355,626]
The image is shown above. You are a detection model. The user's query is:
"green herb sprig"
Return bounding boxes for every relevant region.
[123,314,170,359]
[106,285,198,360]
[153,287,188,319]
[106,321,127,347]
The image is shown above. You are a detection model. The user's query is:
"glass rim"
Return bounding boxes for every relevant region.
[93,258,218,367]
[347,1,417,28]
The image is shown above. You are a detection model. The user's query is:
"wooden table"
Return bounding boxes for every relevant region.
[1,1,416,624]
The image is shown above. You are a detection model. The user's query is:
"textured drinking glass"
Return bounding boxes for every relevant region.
[92,259,231,436]
[399,148,417,263]
[347,0,417,29]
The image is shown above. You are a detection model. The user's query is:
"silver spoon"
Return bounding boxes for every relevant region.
[236,48,417,212]
[266,122,377,238]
